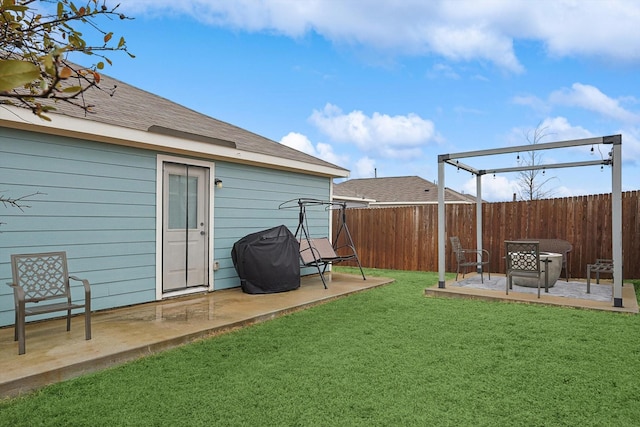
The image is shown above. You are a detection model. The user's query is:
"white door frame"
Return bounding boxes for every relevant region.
[156,155,215,300]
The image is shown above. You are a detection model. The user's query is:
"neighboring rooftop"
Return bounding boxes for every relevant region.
[333,176,477,206]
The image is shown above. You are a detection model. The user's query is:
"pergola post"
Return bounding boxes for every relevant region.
[437,157,446,288]
[611,140,623,307]
[476,174,483,273]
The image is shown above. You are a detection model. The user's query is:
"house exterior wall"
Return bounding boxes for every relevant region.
[0,128,331,327]
[212,162,332,289]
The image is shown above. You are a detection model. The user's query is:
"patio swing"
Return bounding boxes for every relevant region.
[279,198,366,288]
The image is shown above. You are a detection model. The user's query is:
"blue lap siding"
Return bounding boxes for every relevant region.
[0,128,331,327]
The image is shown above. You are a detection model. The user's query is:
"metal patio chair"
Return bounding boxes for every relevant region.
[586,258,613,293]
[505,240,549,298]
[7,251,92,355]
[450,236,490,283]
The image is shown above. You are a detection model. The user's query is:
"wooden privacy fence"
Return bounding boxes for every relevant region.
[332,191,640,279]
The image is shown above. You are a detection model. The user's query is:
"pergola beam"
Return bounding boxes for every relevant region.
[439,158,480,175]
[480,159,611,175]
[439,134,620,161]
[443,158,611,176]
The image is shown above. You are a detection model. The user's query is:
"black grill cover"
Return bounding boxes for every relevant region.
[231,225,300,294]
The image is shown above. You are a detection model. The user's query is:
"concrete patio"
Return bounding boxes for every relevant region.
[0,272,393,399]
[426,273,638,314]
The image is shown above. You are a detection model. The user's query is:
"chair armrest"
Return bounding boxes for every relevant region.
[6,282,25,302]
[461,248,481,254]
[69,276,91,302]
[462,249,490,259]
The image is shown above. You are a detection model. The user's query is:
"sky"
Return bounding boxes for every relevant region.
[76,0,640,201]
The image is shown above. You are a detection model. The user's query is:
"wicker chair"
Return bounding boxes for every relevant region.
[450,236,490,283]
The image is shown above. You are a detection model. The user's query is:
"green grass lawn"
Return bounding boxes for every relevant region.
[1,268,640,426]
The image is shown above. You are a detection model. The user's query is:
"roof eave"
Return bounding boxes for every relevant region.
[0,106,350,178]
[332,195,377,203]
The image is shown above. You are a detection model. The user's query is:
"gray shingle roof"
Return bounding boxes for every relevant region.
[3,70,347,174]
[333,176,476,204]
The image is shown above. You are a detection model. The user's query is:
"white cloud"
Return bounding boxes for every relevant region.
[463,175,516,202]
[353,157,376,178]
[280,131,315,154]
[427,24,523,72]
[309,103,436,159]
[427,63,460,80]
[463,173,581,202]
[506,117,592,146]
[619,127,640,166]
[279,132,347,167]
[511,94,549,115]
[518,0,640,63]
[315,142,345,166]
[537,117,593,141]
[553,185,576,198]
[550,83,640,124]
[120,1,640,71]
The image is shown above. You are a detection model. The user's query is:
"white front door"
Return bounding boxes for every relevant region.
[162,163,209,292]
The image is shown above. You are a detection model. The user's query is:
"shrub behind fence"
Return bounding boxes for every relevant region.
[332,191,640,278]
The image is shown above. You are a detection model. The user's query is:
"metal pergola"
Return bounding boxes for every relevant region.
[437,134,623,307]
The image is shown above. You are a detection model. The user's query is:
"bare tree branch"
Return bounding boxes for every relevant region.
[515,123,558,201]
[0,191,45,227]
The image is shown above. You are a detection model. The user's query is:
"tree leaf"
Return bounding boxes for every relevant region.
[59,67,73,78]
[3,5,29,12]
[62,85,82,93]
[104,32,113,43]
[42,54,55,76]
[0,60,40,92]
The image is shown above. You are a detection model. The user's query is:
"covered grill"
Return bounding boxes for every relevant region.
[231,225,300,294]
